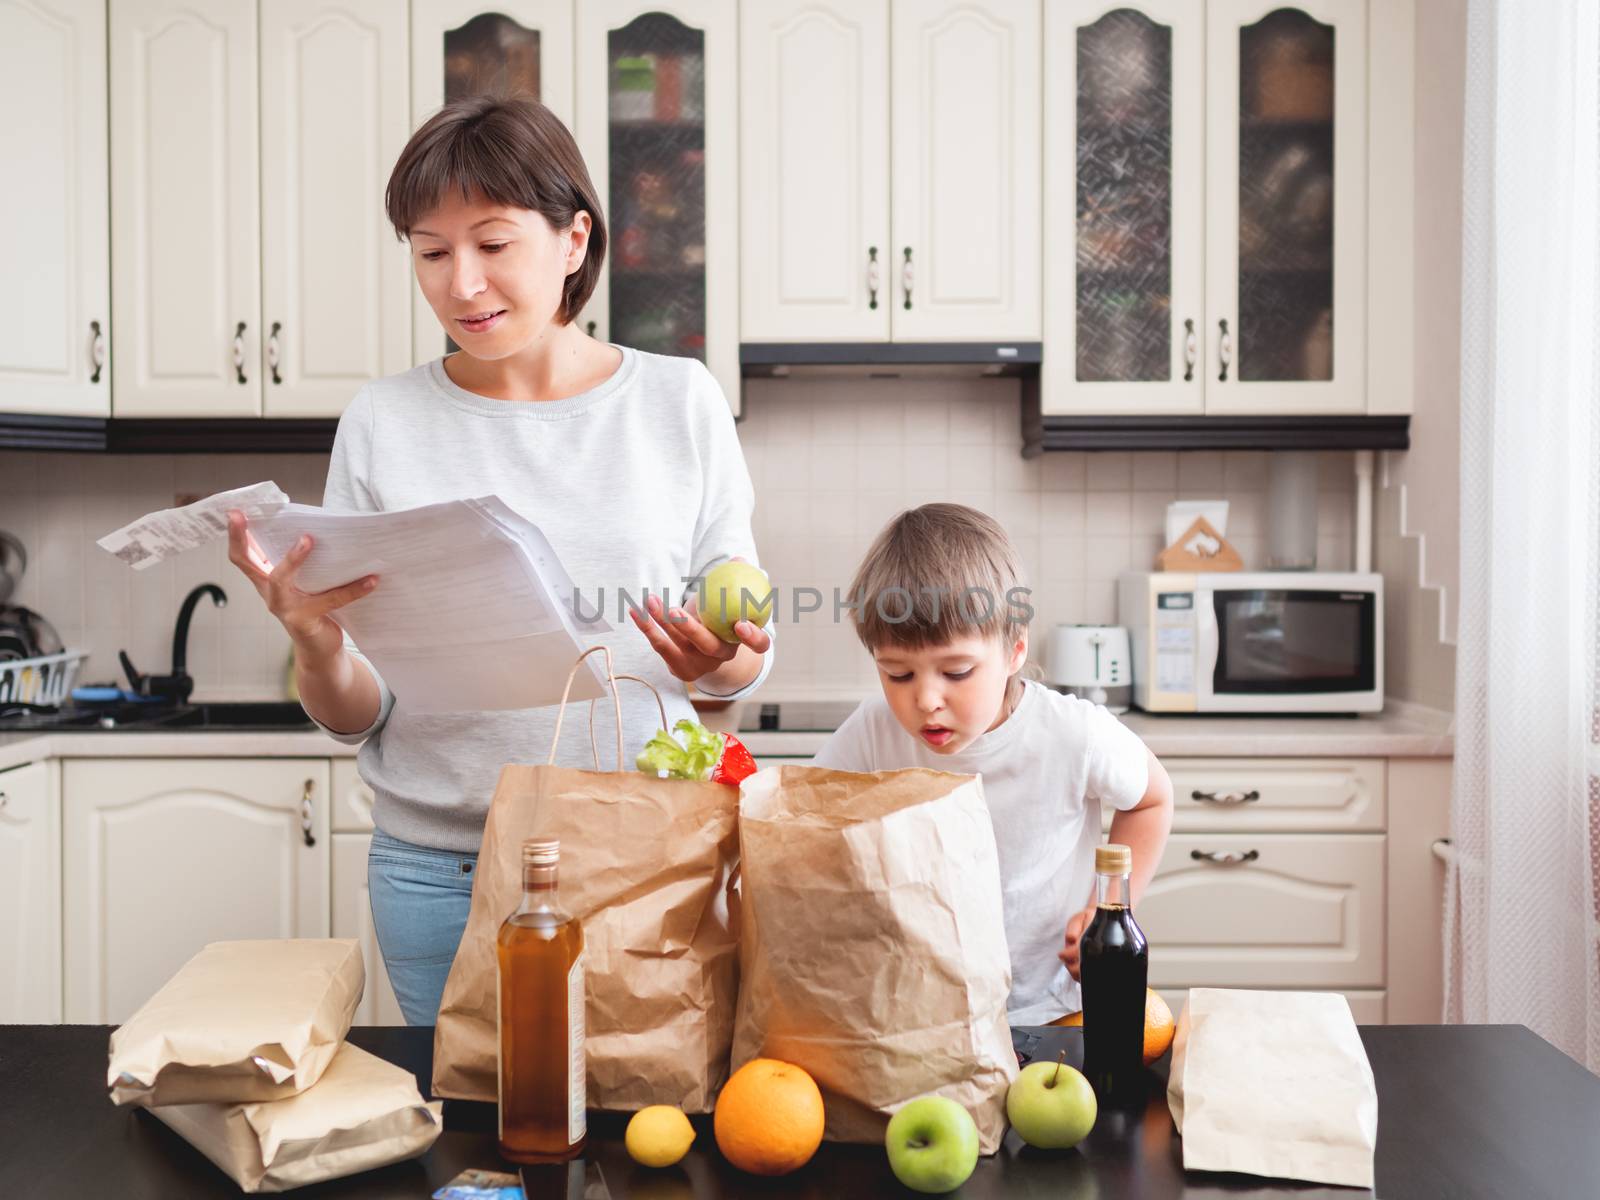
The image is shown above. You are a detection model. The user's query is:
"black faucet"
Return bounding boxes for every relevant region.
[119,583,227,705]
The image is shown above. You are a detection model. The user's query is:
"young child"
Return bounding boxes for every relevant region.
[811,503,1173,1024]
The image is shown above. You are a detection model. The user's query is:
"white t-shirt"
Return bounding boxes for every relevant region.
[315,347,772,852]
[810,680,1150,1023]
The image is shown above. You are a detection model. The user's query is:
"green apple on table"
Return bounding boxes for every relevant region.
[1005,1055,1097,1150]
[884,1095,980,1194]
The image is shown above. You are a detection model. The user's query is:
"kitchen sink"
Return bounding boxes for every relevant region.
[151,701,316,730]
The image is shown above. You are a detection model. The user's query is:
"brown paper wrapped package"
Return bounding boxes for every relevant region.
[108,939,364,1107]
[1167,988,1378,1188]
[149,1042,443,1193]
[433,763,740,1111]
[734,766,1017,1154]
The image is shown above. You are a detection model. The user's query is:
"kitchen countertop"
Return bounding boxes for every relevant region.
[0,701,1453,774]
[1,1022,1590,1198]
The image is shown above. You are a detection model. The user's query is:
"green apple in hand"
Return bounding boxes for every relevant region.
[884,1095,980,1194]
[697,560,774,643]
[1005,1054,1097,1150]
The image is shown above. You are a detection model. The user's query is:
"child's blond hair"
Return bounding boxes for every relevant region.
[845,503,1032,651]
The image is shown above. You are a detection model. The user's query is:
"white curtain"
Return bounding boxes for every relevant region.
[1447,0,1600,1069]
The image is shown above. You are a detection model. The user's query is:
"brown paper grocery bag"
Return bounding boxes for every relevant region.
[1167,988,1378,1188]
[109,939,364,1107]
[433,647,740,1111]
[150,1042,443,1193]
[734,765,1017,1154]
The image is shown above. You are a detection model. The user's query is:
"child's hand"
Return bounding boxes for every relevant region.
[1058,903,1098,981]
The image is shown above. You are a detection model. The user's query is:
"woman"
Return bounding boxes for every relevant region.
[225,95,771,1025]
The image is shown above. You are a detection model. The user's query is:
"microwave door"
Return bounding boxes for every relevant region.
[1210,589,1377,699]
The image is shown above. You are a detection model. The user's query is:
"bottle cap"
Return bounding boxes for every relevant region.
[522,838,559,866]
[1096,843,1132,875]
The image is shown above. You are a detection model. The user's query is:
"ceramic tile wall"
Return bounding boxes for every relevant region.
[0,378,1354,701]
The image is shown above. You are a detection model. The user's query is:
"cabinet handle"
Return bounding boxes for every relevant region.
[1183,318,1196,382]
[300,778,316,848]
[0,790,7,810]
[233,321,248,385]
[89,320,105,383]
[1190,848,1259,865]
[901,247,914,310]
[267,321,283,385]
[867,246,880,310]
[1217,318,1232,382]
[1190,788,1260,805]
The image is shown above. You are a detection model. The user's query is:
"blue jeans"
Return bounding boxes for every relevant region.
[367,829,480,1027]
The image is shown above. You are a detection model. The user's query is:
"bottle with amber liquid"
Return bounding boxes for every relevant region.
[498,838,586,1164]
[1080,843,1149,1107]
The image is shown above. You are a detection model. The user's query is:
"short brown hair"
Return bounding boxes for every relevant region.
[385,94,606,323]
[846,504,1033,651]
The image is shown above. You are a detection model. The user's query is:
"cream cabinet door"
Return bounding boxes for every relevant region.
[1203,0,1366,414]
[739,0,890,341]
[0,761,62,1022]
[890,0,1041,340]
[1140,832,1384,989]
[409,0,576,365]
[0,0,109,416]
[331,756,376,832]
[260,0,412,417]
[1041,0,1204,415]
[332,832,405,1025]
[577,0,741,411]
[62,758,331,1023]
[110,0,261,416]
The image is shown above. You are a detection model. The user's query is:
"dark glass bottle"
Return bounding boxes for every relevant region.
[1080,842,1149,1106]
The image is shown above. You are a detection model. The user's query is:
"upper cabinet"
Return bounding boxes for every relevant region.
[740,0,1042,343]
[410,0,577,364]
[1044,0,1368,416]
[0,0,109,418]
[577,0,740,411]
[110,0,411,418]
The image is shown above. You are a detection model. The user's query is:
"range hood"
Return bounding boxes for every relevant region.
[740,342,1041,379]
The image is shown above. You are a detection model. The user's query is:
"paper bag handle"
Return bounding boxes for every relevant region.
[548,644,668,771]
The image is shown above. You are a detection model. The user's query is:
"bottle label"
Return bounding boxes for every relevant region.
[568,950,586,1145]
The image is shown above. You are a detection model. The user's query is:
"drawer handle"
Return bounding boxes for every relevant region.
[301,778,316,848]
[1191,789,1260,805]
[1191,848,1259,865]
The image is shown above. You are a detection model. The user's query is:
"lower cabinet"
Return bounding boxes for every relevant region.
[331,832,405,1026]
[62,758,330,1024]
[0,761,61,1022]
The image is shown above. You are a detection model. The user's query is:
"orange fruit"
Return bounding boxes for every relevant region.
[713,1058,825,1175]
[1058,989,1176,1065]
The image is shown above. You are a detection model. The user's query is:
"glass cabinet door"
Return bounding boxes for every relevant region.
[409,1,575,363]
[1043,1,1203,415]
[1206,0,1366,413]
[578,0,739,412]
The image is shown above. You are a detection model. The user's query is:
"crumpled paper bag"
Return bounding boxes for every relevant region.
[734,765,1016,1154]
[1168,988,1378,1188]
[433,763,740,1112]
[109,939,364,1107]
[149,1042,443,1192]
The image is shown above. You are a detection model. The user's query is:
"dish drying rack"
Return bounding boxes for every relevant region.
[0,649,89,707]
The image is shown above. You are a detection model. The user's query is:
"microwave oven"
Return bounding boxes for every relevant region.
[1117,571,1383,714]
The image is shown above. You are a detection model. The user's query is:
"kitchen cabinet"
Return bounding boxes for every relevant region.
[409,0,577,364]
[1043,0,1371,416]
[260,0,414,416]
[0,761,62,1022]
[332,833,406,1025]
[740,0,1041,343]
[62,758,331,1023]
[0,0,109,418]
[109,0,411,419]
[578,0,741,410]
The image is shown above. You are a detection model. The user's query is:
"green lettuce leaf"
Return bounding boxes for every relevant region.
[635,719,727,780]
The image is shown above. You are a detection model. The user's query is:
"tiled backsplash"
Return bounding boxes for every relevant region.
[0,377,1354,702]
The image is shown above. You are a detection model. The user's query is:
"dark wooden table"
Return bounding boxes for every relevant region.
[1,1023,1596,1198]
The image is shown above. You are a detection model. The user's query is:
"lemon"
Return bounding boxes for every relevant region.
[625,1105,696,1168]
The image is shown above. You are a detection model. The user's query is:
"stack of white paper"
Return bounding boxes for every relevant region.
[99,486,610,713]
